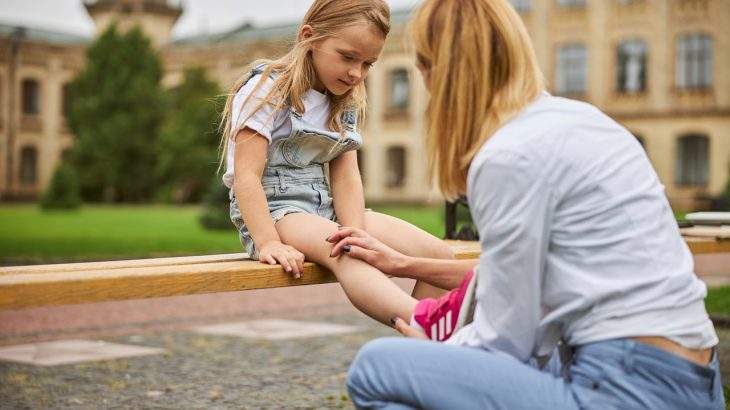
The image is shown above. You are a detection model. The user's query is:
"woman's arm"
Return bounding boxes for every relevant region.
[327,227,477,290]
[329,150,365,229]
[233,128,304,276]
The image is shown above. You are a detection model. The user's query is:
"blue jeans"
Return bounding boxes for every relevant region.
[347,338,724,409]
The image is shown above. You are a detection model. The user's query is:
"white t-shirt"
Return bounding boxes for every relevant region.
[222,73,332,188]
[447,93,717,360]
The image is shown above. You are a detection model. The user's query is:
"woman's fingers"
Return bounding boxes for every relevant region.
[343,245,375,264]
[393,317,428,340]
[326,226,365,243]
[330,236,371,256]
[263,254,276,265]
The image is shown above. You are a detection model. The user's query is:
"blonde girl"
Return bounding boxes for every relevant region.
[343,0,722,408]
[219,0,455,326]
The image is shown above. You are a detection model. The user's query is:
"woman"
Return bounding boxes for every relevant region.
[332,0,724,408]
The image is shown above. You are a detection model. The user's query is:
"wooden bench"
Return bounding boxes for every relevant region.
[1,237,727,311]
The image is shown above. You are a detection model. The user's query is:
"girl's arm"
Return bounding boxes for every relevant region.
[233,128,304,277]
[329,150,365,228]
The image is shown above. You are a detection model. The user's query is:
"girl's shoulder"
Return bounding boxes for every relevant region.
[235,66,278,104]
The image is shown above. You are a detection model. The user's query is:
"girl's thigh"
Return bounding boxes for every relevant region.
[363,211,454,259]
[364,211,454,297]
[275,212,340,264]
[347,338,580,410]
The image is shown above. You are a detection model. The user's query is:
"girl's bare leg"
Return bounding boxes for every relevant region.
[363,211,455,299]
[275,212,417,325]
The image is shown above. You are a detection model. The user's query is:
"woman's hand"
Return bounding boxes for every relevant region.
[326,227,410,276]
[258,240,305,279]
[392,317,428,340]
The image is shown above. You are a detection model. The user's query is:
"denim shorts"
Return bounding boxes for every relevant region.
[229,164,336,260]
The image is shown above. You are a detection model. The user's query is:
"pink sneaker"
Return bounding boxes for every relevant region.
[412,268,476,341]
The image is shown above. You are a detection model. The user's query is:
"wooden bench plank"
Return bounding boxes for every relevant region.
[1,237,726,311]
[0,253,249,275]
[0,241,480,310]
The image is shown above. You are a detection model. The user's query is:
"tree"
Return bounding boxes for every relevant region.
[156,67,224,203]
[65,25,164,202]
[199,174,234,230]
[40,163,81,210]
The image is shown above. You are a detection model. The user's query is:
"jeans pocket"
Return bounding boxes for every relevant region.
[311,183,333,217]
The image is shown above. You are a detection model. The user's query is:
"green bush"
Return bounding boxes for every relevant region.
[199,177,232,230]
[40,163,81,210]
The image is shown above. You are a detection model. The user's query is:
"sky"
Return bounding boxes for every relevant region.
[0,0,422,39]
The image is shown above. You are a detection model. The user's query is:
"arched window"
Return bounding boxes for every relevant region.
[388,69,410,110]
[20,146,38,186]
[676,34,713,90]
[617,39,647,93]
[675,134,709,186]
[556,44,587,95]
[22,79,40,115]
[385,146,406,188]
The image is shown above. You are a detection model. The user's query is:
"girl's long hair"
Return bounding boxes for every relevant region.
[218,0,390,173]
[410,0,545,200]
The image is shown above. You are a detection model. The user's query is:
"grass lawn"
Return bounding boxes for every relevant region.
[707,286,730,317]
[0,204,445,265]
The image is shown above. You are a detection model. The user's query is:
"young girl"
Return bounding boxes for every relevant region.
[218,0,456,326]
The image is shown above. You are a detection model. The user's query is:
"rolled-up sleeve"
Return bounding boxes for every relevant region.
[449,149,554,362]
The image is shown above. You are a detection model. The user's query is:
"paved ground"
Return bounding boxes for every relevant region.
[1,254,729,409]
[0,280,410,410]
[0,309,391,409]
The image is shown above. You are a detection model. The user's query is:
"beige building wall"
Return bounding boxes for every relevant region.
[0,35,84,200]
[1,0,728,210]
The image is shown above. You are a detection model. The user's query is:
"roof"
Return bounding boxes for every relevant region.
[172,7,415,46]
[0,22,90,45]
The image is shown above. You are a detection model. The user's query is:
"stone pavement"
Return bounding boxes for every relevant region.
[0,309,391,409]
[0,280,413,409]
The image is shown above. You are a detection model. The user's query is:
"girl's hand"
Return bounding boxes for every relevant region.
[258,241,305,279]
[326,227,409,276]
[392,317,428,340]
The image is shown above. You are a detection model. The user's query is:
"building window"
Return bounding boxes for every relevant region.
[675,134,709,186]
[676,34,713,90]
[22,79,40,115]
[388,69,410,110]
[386,146,406,188]
[617,40,647,93]
[510,0,532,12]
[556,44,587,95]
[558,0,586,7]
[20,146,38,186]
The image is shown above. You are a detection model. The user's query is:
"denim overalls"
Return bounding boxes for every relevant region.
[229,67,362,259]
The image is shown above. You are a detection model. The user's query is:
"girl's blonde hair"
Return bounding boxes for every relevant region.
[410,0,544,200]
[218,0,390,172]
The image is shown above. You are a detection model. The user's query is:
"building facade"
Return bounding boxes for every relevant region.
[0,0,728,209]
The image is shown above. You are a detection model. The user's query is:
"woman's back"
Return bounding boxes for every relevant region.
[464,93,717,358]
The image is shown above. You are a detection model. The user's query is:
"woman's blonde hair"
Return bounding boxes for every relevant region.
[410,0,544,200]
[218,0,390,172]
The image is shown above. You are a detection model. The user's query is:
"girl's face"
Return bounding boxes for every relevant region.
[301,23,384,95]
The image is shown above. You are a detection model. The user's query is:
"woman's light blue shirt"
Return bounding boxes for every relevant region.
[448,93,718,362]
